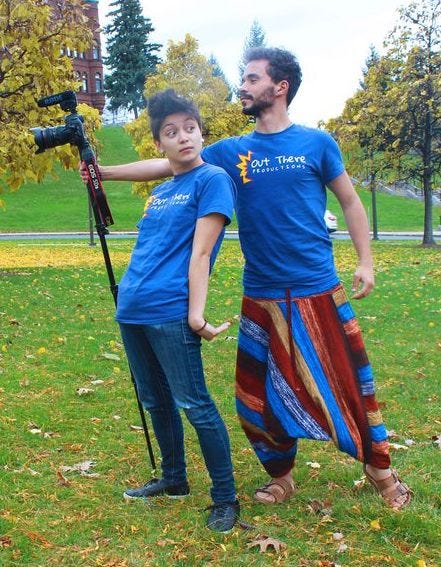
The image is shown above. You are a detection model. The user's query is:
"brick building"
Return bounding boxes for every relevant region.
[56,0,106,112]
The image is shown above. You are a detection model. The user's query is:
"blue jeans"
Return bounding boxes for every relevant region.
[119,319,236,504]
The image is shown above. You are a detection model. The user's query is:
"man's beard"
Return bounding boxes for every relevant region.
[241,87,276,117]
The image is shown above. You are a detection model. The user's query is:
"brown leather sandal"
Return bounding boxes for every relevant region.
[363,466,411,510]
[254,478,295,504]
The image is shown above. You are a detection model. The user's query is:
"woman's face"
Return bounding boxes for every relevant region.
[156,112,203,174]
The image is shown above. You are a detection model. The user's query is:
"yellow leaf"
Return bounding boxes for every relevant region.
[370,519,381,530]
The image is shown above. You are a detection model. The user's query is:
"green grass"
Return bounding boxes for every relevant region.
[0,126,440,234]
[0,239,440,566]
[0,127,145,233]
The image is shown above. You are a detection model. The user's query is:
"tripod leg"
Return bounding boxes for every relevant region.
[95,229,157,472]
[81,151,156,471]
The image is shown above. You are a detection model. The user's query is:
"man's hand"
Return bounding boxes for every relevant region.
[351,265,374,299]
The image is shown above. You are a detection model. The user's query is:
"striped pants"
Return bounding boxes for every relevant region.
[235,284,390,478]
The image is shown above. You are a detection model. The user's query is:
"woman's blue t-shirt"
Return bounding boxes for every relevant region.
[115,163,234,324]
[202,124,345,295]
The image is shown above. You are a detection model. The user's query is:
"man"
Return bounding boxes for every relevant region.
[82,47,411,510]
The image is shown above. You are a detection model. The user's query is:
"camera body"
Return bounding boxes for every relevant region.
[31,90,89,155]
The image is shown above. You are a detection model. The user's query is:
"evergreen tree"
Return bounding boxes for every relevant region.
[103,0,161,118]
[359,44,380,89]
[239,20,266,82]
[208,54,233,101]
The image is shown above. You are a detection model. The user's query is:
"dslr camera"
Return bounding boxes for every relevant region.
[31,90,88,154]
[31,90,113,227]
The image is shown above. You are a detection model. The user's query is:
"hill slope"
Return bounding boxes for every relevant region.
[1,126,439,232]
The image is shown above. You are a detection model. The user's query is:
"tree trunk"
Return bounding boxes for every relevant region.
[369,172,379,240]
[421,108,437,247]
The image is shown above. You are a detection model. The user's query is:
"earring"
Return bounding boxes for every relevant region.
[201,138,205,143]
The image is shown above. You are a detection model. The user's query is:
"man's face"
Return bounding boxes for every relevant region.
[239,59,277,117]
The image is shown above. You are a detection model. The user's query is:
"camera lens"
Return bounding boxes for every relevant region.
[30,125,71,154]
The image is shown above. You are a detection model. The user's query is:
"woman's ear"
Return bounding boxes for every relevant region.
[154,140,163,153]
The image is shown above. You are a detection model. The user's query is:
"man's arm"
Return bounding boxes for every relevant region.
[328,171,374,299]
[79,158,172,182]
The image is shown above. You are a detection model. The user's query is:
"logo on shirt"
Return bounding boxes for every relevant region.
[142,194,156,217]
[235,151,307,185]
[236,151,253,184]
[142,192,190,217]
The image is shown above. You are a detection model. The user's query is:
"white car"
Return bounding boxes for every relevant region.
[324,209,338,233]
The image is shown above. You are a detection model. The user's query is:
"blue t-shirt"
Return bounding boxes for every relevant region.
[116,163,235,324]
[202,124,345,295]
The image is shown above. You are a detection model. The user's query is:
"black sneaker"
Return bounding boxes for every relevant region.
[123,477,190,501]
[206,500,240,533]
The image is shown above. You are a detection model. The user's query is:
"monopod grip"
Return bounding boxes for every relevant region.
[83,157,114,227]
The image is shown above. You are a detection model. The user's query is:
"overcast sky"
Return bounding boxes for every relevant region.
[97,0,407,126]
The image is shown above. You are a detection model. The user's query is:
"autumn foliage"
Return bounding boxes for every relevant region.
[0,0,101,195]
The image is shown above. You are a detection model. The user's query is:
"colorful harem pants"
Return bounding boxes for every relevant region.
[235,284,391,478]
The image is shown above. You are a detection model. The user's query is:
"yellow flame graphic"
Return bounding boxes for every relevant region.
[236,151,252,184]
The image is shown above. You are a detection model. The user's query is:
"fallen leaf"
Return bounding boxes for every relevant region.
[306,461,321,469]
[61,460,96,474]
[247,534,286,553]
[0,535,12,547]
[26,532,52,548]
[332,532,344,541]
[370,519,381,530]
[102,352,121,361]
[56,470,71,487]
[76,388,94,396]
[389,443,408,451]
[29,428,42,435]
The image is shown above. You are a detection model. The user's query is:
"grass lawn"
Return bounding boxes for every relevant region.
[0,239,440,566]
[1,126,440,234]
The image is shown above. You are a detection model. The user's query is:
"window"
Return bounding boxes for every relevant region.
[82,73,88,92]
[92,45,100,60]
[95,73,102,93]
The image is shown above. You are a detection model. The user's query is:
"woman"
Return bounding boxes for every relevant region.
[109,89,238,532]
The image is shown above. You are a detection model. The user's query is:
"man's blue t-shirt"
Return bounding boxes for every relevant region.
[202,124,345,295]
[116,163,234,324]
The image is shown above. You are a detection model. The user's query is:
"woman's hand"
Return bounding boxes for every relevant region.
[191,319,231,341]
[78,160,90,183]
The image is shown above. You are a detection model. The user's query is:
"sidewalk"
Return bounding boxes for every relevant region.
[0,230,439,241]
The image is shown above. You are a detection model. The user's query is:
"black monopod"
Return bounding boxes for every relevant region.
[31,90,156,470]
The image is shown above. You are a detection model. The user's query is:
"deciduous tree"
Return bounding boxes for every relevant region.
[0,0,100,196]
[384,0,441,246]
[327,0,441,246]
[126,34,249,196]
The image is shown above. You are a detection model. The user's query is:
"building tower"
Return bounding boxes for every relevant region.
[72,0,106,112]
[46,0,106,111]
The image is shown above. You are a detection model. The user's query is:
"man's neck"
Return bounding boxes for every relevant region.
[254,107,292,134]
